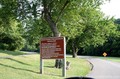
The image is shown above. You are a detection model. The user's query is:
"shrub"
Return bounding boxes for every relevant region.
[0,33,25,51]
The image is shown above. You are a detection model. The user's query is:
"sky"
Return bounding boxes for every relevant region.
[100,0,120,18]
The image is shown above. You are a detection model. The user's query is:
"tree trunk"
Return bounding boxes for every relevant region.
[43,0,62,68]
[73,49,77,58]
[72,40,78,58]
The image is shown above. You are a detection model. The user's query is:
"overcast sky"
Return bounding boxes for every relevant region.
[100,0,120,18]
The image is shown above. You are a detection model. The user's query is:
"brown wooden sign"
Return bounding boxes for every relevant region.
[40,37,65,59]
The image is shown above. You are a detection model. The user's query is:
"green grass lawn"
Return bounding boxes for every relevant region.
[0,50,91,79]
[99,57,120,63]
[0,50,25,56]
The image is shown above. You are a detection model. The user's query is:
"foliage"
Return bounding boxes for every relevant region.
[21,19,52,51]
[1,0,119,57]
[0,17,25,51]
[80,18,120,57]
[16,0,115,57]
[36,0,107,57]
[0,33,25,51]
[0,0,25,51]
[66,5,116,57]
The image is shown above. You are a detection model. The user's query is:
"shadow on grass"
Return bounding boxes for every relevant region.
[6,58,31,66]
[0,50,25,56]
[0,63,62,77]
[0,63,39,74]
[44,66,55,68]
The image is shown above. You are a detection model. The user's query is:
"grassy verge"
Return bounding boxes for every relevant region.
[0,50,91,79]
[0,50,25,56]
[99,57,120,63]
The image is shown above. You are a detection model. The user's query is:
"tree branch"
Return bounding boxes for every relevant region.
[42,0,60,37]
[55,0,70,23]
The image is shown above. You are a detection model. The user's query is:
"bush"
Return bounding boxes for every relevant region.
[0,43,9,50]
[0,33,25,51]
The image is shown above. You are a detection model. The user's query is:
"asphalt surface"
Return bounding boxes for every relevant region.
[80,56,120,79]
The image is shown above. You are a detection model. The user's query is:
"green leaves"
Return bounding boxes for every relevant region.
[0,0,25,50]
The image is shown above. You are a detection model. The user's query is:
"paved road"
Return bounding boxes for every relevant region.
[79,56,120,79]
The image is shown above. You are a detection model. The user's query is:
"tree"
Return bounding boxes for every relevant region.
[64,2,115,57]
[0,0,25,50]
[41,0,70,68]
[79,18,120,57]
[16,0,107,66]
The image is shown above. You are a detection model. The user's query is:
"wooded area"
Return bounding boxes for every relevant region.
[0,0,120,57]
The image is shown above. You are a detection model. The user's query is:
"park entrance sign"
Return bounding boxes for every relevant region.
[41,37,64,59]
[40,37,66,77]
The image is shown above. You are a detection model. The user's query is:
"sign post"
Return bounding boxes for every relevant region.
[62,37,66,77]
[40,57,43,74]
[40,37,66,77]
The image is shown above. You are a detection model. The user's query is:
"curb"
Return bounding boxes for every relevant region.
[87,59,94,71]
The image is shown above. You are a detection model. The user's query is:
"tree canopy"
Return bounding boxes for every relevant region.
[0,0,24,50]
[0,0,119,57]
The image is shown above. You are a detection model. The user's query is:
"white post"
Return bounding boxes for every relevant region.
[62,37,66,77]
[40,58,43,74]
[62,58,66,77]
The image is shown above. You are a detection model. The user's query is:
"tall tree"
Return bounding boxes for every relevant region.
[41,0,70,68]
[0,0,25,50]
